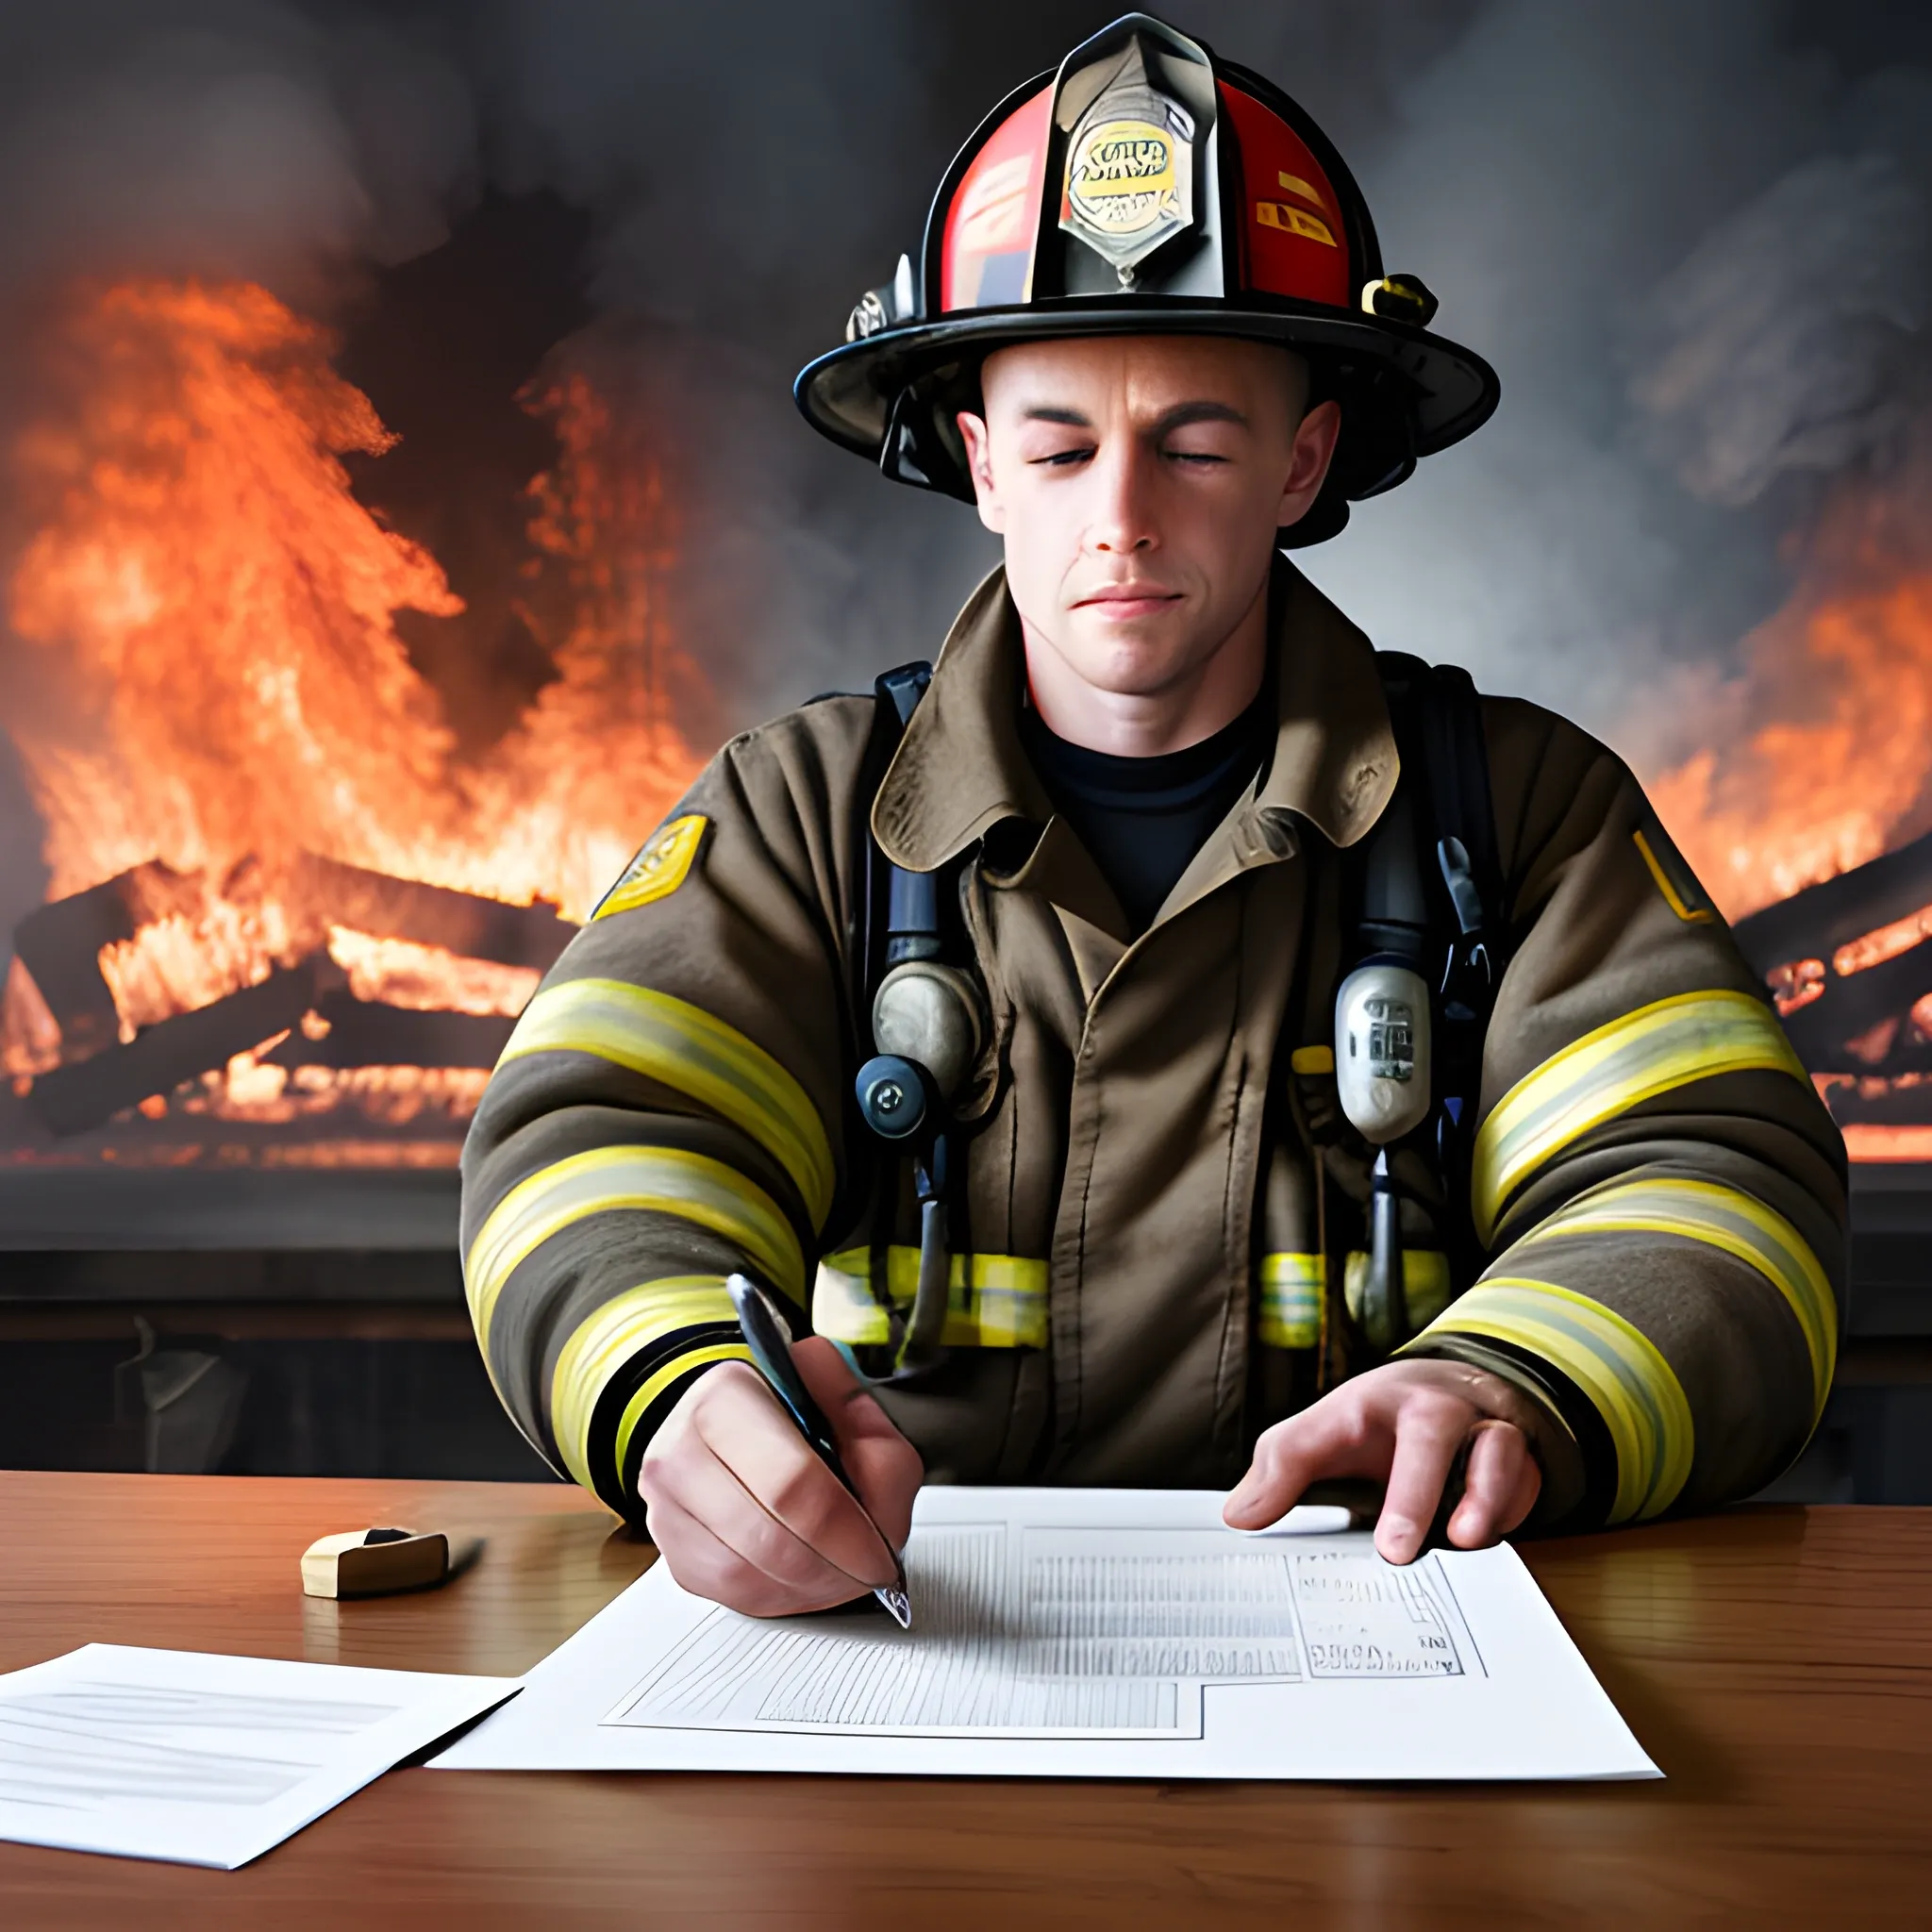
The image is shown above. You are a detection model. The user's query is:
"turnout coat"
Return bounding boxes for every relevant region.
[460,565,1844,1533]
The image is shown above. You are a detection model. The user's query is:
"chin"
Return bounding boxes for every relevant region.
[1061,625,1200,697]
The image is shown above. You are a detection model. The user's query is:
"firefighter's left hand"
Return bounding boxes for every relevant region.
[1223,1359,1546,1564]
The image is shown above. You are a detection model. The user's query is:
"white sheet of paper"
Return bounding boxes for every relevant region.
[0,1643,517,1869]
[434,1487,1657,1781]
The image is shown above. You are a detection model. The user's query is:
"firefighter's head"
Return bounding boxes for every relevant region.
[957,334,1339,701]
[795,12,1497,548]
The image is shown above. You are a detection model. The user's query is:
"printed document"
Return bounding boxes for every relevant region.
[435,1488,1657,1780]
[0,1643,516,1868]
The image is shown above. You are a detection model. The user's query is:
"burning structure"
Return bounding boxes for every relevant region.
[0,275,699,1204]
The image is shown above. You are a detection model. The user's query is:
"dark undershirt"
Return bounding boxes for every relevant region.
[1018,690,1272,934]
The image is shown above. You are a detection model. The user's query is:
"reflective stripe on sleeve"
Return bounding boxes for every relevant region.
[612,1341,755,1491]
[1472,991,1810,1242]
[813,1247,1048,1349]
[1257,1251,1324,1348]
[464,1144,805,1353]
[550,1276,737,1494]
[1341,1248,1453,1335]
[1506,1175,1836,1422]
[499,977,836,1230]
[1403,1276,1694,1524]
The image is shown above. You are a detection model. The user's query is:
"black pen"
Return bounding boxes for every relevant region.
[724,1273,912,1629]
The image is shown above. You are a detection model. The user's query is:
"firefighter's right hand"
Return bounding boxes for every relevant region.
[638,1338,924,1618]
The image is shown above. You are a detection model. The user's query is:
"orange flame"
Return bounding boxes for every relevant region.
[1648,478,1932,923]
[1,278,703,1122]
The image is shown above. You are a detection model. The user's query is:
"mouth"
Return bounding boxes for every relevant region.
[1072,585,1185,619]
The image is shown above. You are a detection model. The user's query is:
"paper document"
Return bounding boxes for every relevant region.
[0,1643,516,1869]
[436,1488,1656,1780]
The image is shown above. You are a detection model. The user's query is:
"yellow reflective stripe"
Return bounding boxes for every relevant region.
[812,1246,1048,1349]
[550,1277,735,1492]
[500,977,835,1231]
[1473,991,1809,1242]
[611,1340,753,1491]
[1341,1249,1454,1334]
[1258,1252,1324,1348]
[1509,1176,1837,1422]
[1406,1277,1693,1524]
[465,1145,803,1352]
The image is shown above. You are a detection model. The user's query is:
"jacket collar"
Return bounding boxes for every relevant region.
[872,558,1399,895]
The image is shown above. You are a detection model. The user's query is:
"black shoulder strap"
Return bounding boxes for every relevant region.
[860,660,937,1024]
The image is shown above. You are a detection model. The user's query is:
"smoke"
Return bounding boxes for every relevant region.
[1,0,1930,879]
[0,2,475,305]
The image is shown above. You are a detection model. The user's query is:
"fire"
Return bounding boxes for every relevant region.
[1647,474,1932,923]
[0,277,703,1133]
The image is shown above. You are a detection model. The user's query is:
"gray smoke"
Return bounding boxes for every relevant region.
[0,0,1929,824]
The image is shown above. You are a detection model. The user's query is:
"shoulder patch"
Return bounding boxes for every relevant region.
[593,814,708,920]
[1633,819,1715,924]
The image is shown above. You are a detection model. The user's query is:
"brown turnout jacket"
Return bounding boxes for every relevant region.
[461,565,1845,1532]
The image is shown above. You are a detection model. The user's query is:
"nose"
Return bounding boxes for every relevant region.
[1086,434,1158,557]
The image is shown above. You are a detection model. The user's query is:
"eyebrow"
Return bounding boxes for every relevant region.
[1016,400,1251,433]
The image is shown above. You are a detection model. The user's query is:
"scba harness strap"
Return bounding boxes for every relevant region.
[843,652,1507,1373]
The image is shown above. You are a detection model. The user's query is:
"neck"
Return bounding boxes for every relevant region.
[1021,573,1271,758]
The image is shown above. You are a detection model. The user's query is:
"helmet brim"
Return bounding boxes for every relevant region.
[794,295,1500,491]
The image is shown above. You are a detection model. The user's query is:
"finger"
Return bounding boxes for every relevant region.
[644,1491,866,1618]
[1375,1397,1472,1565]
[1223,1396,1395,1530]
[792,1338,924,1547]
[691,1366,900,1588]
[1446,1421,1541,1549]
[668,1424,884,1597]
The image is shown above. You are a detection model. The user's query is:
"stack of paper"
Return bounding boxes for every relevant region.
[0,1644,516,1869]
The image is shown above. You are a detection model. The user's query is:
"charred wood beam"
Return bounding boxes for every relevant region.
[12,876,141,1058]
[1779,941,1932,1070]
[291,855,575,971]
[11,856,574,1065]
[262,991,514,1071]
[25,957,325,1137]
[1821,1082,1932,1126]
[1734,826,1932,975]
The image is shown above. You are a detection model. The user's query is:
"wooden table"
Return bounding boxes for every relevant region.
[0,1475,1927,1928]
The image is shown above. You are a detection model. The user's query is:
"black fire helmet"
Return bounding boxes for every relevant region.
[793,11,1500,545]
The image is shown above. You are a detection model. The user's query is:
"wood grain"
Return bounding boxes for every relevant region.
[1,1474,1928,1928]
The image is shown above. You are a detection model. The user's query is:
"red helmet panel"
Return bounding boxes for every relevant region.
[940,85,1052,313]
[1219,82,1352,310]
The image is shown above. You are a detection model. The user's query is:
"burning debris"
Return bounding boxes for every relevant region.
[1736,826,1932,1158]
[8,853,569,1137]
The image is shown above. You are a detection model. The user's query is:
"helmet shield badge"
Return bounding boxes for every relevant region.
[1058,35,1196,286]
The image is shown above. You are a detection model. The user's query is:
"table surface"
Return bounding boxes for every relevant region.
[0,1475,1927,1929]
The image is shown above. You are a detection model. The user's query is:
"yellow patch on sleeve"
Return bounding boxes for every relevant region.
[593,814,708,920]
[1633,823,1715,924]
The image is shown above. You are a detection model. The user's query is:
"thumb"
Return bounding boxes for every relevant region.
[791,1336,923,1547]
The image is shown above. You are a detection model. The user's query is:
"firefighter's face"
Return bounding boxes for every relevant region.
[957,336,1341,702]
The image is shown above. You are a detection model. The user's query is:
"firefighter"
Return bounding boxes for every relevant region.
[461,15,1843,1615]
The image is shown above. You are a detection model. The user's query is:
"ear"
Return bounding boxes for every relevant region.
[956,409,1006,534]
[1276,399,1342,532]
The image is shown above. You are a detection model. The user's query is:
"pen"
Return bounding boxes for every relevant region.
[725,1272,913,1629]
